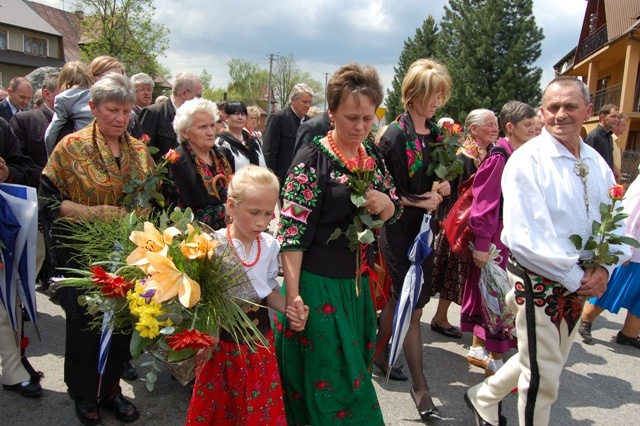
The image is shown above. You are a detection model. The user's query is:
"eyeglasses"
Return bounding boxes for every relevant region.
[136,88,153,93]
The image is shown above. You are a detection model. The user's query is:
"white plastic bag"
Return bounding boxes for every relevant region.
[479,244,515,337]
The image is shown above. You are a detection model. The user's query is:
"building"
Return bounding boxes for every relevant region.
[0,0,66,85]
[554,0,640,180]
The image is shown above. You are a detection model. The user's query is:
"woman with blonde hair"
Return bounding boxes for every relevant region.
[374,58,451,420]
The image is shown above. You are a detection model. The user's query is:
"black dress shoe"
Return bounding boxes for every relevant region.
[121,361,139,381]
[99,393,140,423]
[616,331,640,349]
[2,379,42,397]
[373,360,409,381]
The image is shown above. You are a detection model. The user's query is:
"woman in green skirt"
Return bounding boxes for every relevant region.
[273,63,402,425]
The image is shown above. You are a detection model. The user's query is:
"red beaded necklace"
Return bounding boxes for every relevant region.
[226,225,261,268]
[327,130,366,169]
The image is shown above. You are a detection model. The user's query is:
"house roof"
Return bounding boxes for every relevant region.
[0,0,60,36]
[604,0,640,41]
[25,0,82,62]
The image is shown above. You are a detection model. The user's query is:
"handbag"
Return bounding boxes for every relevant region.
[443,174,475,258]
[443,146,510,258]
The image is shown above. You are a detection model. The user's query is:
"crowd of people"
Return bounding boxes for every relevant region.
[0,53,638,426]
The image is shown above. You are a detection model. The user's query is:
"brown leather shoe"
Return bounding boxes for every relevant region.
[467,355,490,370]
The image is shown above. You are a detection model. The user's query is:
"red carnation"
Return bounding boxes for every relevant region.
[90,266,133,298]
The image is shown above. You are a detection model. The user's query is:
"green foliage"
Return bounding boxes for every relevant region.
[74,0,169,76]
[436,0,543,122]
[273,53,325,109]
[226,58,270,106]
[386,16,440,122]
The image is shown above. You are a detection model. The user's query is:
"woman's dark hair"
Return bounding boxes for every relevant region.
[224,101,248,115]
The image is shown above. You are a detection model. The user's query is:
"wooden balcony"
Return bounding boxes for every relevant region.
[576,26,608,63]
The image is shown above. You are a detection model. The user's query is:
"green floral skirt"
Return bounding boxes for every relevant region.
[273,270,384,425]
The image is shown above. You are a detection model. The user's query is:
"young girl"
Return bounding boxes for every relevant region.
[186,165,308,425]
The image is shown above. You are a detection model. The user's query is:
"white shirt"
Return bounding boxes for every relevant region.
[621,175,640,263]
[215,229,280,299]
[501,128,630,292]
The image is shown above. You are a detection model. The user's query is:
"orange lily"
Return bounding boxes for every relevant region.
[144,251,201,307]
[127,222,181,271]
[180,224,219,260]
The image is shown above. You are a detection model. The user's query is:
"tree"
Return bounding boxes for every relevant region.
[385,16,440,122]
[437,0,543,123]
[273,53,324,109]
[74,0,169,76]
[226,58,269,106]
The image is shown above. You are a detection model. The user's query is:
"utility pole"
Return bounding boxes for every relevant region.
[267,52,279,117]
[323,72,330,111]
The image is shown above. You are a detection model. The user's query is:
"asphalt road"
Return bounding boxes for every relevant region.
[1,288,639,425]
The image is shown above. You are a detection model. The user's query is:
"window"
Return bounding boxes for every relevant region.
[24,35,47,57]
[0,30,7,50]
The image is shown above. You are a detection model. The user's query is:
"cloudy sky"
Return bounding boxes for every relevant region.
[35,0,587,105]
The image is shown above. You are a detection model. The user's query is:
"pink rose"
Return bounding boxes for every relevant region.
[296,173,309,184]
[303,188,314,201]
[361,156,376,171]
[286,226,298,236]
[344,157,359,171]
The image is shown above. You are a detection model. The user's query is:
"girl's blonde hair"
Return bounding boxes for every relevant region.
[227,165,280,205]
[57,61,94,91]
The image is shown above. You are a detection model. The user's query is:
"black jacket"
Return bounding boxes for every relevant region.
[262,105,307,184]
[139,100,177,162]
[0,118,38,187]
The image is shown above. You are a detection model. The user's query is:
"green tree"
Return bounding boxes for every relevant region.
[226,58,269,106]
[386,16,440,122]
[273,54,324,109]
[437,0,543,123]
[74,0,169,76]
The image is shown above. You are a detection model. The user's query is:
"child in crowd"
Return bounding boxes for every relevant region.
[186,165,308,425]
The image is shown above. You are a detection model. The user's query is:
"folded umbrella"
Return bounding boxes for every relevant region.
[386,213,433,382]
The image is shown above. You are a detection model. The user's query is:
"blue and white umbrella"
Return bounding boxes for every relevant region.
[386,213,433,382]
[0,183,39,346]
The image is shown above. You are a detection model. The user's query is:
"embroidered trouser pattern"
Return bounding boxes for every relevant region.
[471,260,584,426]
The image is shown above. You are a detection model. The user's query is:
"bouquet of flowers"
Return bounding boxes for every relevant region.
[52,208,264,390]
[328,155,384,296]
[569,184,640,267]
[426,120,464,181]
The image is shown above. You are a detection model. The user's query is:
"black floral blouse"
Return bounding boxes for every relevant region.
[277,136,402,278]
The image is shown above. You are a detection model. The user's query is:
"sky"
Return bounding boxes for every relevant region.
[34,0,588,106]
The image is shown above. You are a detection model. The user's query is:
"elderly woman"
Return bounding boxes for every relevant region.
[245,105,262,138]
[164,98,233,231]
[215,101,266,172]
[373,58,451,421]
[129,73,154,114]
[461,101,536,376]
[430,108,501,339]
[39,73,153,425]
[274,63,401,425]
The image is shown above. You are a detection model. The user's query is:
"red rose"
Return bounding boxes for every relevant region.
[361,156,376,171]
[451,123,463,135]
[314,381,327,390]
[303,189,314,201]
[609,184,625,200]
[344,157,359,171]
[296,174,309,184]
[139,133,151,144]
[164,148,180,164]
[286,226,299,236]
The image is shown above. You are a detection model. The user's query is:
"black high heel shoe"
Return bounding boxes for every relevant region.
[373,360,409,381]
[410,387,441,421]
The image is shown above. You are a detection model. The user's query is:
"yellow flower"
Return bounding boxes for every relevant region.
[145,252,201,308]
[180,224,219,260]
[126,222,181,271]
[135,312,161,339]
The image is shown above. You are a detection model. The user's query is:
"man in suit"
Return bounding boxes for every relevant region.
[262,83,314,184]
[130,73,154,115]
[0,77,33,123]
[139,72,202,162]
[10,73,59,182]
[293,110,332,158]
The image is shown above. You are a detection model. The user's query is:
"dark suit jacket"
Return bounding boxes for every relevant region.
[9,106,53,185]
[0,99,16,123]
[293,111,332,158]
[138,100,177,162]
[262,105,306,184]
[0,118,38,187]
